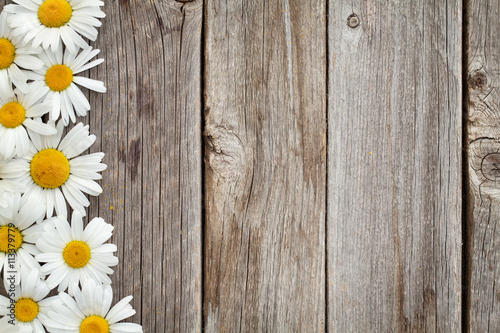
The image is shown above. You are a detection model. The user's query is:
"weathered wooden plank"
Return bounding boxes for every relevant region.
[87,0,203,332]
[327,1,462,332]
[466,1,500,331]
[204,0,326,331]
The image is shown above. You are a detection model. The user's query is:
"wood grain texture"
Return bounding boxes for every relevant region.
[86,0,203,331]
[327,1,462,332]
[466,0,500,331]
[203,0,327,331]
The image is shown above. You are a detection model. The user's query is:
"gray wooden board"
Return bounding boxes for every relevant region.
[87,0,203,332]
[466,0,500,331]
[327,1,462,332]
[203,0,327,331]
[0,0,202,331]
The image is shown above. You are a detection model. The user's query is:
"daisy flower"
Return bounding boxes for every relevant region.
[0,11,43,94]
[3,120,106,218]
[36,212,118,295]
[0,83,57,159]
[0,193,45,279]
[27,45,105,125]
[0,268,58,332]
[5,0,105,54]
[44,280,143,333]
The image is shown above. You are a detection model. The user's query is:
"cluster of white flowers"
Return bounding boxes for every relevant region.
[0,0,142,332]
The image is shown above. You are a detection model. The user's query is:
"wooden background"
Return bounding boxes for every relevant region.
[6,0,500,331]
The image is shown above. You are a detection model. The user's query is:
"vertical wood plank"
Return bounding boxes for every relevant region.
[87,0,202,331]
[204,0,326,331]
[327,1,462,331]
[466,1,500,331]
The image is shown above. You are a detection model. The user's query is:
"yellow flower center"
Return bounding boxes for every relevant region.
[80,315,109,333]
[0,102,26,128]
[63,240,91,268]
[0,226,23,253]
[31,149,70,189]
[0,38,15,69]
[38,0,73,28]
[15,298,39,323]
[45,64,73,92]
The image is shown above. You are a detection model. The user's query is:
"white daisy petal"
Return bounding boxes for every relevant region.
[67,176,102,196]
[101,284,113,316]
[73,76,106,92]
[51,92,62,121]
[58,292,85,319]
[13,54,43,70]
[59,25,77,54]
[0,11,8,36]
[8,64,29,93]
[24,102,52,118]
[91,244,117,254]
[23,118,57,135]
[61,183,87,216]
[106,296,135,324]
[64,181,89,208]
[72,58,103,74]
[109,322,144,333]
[53,187,67,218]
[23,81,49,107]
[0,71,12,97]
[46,265,69,290]
[70,211,84,239]
[14,126,30,157]
[11,0,39,12]
[68,83,91,110]
[45,187,55,217]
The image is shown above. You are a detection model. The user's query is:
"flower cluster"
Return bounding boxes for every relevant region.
[0,1,142,332]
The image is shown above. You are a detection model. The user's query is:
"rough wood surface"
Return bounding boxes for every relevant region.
[466,0,500,331]
[86,0,203,332]
[327,1,462,332]
[203,0,327,331]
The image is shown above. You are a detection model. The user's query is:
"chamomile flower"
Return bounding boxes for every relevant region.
[0,83,57,159]
[36,212,118,295]
[3,120,106,218]
[44,280,143,333]
[27,45,105,125]
[0,194,45,281]
[0,268,58,332]
[0,11,43,95]
[5,0,105,54]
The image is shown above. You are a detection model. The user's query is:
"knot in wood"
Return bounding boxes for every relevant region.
[204,126,244,181]
[469,138,500,196]
[469,71,487,90]
[481,153,500,181]
[347,14,360,28]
